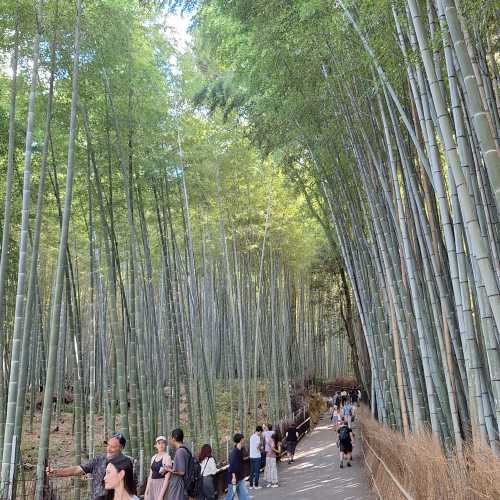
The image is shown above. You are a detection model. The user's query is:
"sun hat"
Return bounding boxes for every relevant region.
[155,435,167,443]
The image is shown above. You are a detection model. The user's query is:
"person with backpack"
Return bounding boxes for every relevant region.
[337,420,354,468]
[197,444,218,500]
[144,436,172,500]
[165,428,199,500]
[225,433,250,500]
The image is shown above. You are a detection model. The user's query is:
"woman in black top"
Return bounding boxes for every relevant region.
[144,436,172,500]
[285,426,298,464]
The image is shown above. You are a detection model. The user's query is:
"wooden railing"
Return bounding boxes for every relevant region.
[359,426,414,500]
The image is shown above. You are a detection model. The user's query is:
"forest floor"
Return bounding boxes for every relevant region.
[19,384,275,476]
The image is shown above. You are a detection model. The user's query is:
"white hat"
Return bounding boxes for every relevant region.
[155,435,167,443]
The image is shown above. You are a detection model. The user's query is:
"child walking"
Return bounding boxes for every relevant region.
[331,406,340,428]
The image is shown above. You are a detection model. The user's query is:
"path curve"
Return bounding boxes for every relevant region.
[250,412,374,499]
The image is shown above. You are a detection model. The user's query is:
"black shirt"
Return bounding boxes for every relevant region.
[227,447,244,483]
[286,428,298,442]
[151,456,165,479]
[338,426,353,443]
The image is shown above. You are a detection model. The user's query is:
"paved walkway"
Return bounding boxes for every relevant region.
[249,413,374,500]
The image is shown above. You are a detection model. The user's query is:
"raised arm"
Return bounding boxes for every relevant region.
[46,465,84,478]
[159,455,172,497]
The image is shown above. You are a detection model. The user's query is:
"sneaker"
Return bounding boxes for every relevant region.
[249,486,253,490]
[340,463,344,468]
[271,484,279,488]
[254,486,262,490]
[347,462,352,467]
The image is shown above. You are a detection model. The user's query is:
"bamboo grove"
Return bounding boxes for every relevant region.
[0,0,358,497]
[189,0,500,453]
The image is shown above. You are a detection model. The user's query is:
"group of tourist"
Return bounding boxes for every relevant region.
[221,421,299,500]
[46,419,301,500]
[47,428,206,500]
[328,387,360,469]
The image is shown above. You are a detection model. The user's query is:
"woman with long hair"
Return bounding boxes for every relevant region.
[197,443,219,499]
[264,433,280,488]
[144,436,172,500]
[104,454,139,500]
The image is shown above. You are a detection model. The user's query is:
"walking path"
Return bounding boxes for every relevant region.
[249,412,374,499]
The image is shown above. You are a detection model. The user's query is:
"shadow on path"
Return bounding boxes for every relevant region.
[248,413,374,500]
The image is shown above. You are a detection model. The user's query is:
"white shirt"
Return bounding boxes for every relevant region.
[249,433,261,458]
[263,430,273,452]
[200,457,217,476]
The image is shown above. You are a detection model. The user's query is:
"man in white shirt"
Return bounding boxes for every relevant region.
[249,426,263,489]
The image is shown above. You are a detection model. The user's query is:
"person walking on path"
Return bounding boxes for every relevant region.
[249,425,263,489]
[264,432,281,488]
[334,391,341,408]
[331,406,340,428]
[46,432,132,500]
[165,429,190,500]
[197,444,219,500]
[284,424,298,464]
[340,389,348,406]
[343,401,353,427]
[144,436,172,500]
[350,388,358,406]
[225,433,250,500]
[337,420,354,469]
[104,454,139,500]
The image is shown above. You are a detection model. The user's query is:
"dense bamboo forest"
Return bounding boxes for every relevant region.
[0,0,499,497]
[0,1,359,497]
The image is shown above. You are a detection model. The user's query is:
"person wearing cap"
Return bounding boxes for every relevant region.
[46,432,131,500]
[144,435,172,500]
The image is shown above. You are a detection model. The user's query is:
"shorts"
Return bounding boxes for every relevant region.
[287,442,297,454]
[339,441,352,453]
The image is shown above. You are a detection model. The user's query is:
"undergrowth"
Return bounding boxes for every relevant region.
[359,406,500,500]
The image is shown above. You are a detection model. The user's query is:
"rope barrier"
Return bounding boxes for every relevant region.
[359,429,414,500]
[359,430,382,500]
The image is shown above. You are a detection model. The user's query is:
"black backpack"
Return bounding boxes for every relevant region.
[180,446,202,498]
[339,426,350,443]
